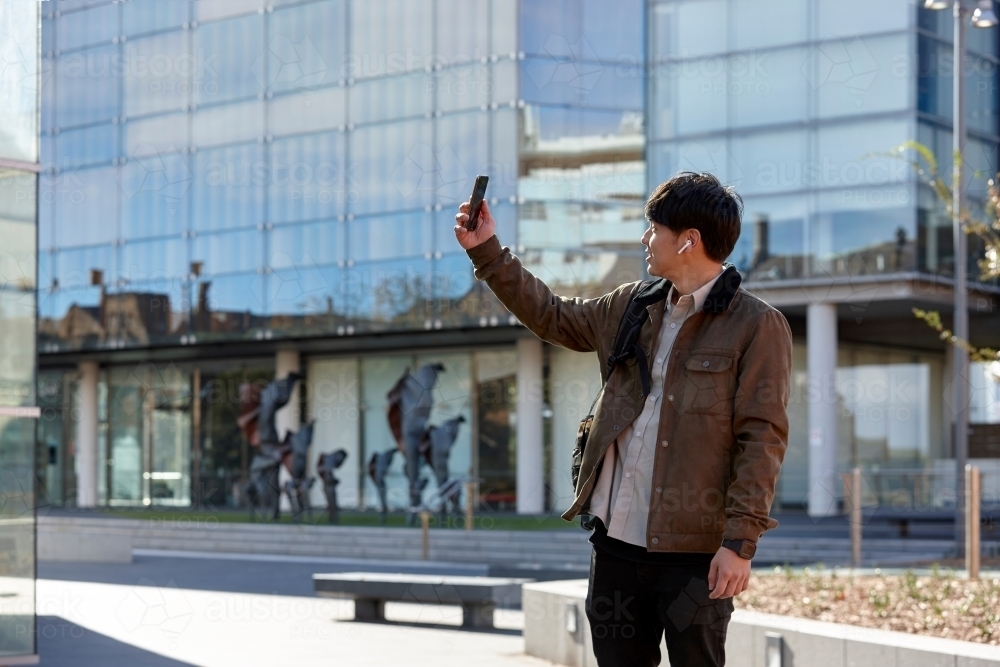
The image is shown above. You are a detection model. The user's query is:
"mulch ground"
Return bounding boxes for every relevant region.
[737,567,1000,645]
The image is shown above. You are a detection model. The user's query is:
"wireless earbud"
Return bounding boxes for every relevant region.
[677,239,693,255]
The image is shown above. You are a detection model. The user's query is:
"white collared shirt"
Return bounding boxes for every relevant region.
[587,270,725,547]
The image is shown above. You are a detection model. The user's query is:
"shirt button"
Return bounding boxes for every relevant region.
[661,440,668,447]
[636,430,642,437]
[651,537,659,545]
[655,357,662,364]
[670,323,676,329]
[655,487,662,494]
[625,472,631,478]
[703,360,710,367]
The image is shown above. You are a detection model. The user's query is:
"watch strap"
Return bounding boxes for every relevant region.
[721,538,756,560]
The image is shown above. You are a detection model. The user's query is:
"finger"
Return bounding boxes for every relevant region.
[707,560,718,592]
[455,212,469,224]
[708,571,724,599]
[722,574,740,599]
[459,201,470,213]
[454,225,467,236]
[480,199,492,220]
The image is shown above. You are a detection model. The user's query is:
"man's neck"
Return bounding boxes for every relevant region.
[668,263,724,301]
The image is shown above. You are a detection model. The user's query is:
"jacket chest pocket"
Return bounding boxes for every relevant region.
[679,350,736,415]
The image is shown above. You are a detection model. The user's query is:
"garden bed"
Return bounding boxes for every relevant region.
[738,566,1000,645]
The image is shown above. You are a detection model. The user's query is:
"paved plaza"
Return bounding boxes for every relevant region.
[36,556,550,667]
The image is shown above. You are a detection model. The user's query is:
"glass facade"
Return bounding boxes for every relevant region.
[0,0,40,659]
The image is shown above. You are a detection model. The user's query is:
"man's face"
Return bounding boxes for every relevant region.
[641,219,686,279]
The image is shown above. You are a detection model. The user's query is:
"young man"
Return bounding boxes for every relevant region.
[454,171,791,667]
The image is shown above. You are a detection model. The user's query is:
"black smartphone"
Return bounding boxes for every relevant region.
[465,175,489,232]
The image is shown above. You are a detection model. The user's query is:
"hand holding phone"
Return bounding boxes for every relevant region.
[464,176,489,232]
[454,176,495,250]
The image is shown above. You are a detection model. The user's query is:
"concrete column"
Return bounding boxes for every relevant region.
[807,303,839,517]
[516,337,544,514]
[275,348,301,439]
[76,361,99,508]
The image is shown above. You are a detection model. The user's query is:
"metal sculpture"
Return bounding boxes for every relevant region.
[238,372,315,522]
[421,415,466,518]
[386,363,445,524]
[367,448,397,524]
[317,449,348,524]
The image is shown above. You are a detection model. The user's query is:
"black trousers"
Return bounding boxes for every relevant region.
[584,545,733,667]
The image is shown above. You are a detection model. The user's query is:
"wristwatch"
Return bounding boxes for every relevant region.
[721,539,756,560]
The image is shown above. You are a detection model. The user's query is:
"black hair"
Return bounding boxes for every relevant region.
[644,171,743,262]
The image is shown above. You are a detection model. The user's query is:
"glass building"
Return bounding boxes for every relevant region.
[39,0,1000,517]
[0,0,41,660]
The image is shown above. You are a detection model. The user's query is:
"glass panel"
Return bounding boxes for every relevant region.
[411,351,472,501]
[350,73,432,125]
[124,113,189,158]
[816,0,911,37]
[813,185,916,276]
[124,32,190,117]
[435,112,489,208]
[435,65,490,114]
[520,0,645,64]
[267,0,346,94]
[196,0,260,23]
[968,55,999,135]
[732,0,806,51]
[149,364,191,506]
[0,292,35,407]
[491,108,518,204]
[651,0,728,60]
[123,0,190,36]
[436,0,489,63]
[55,123,117,170]
[0,0,39,162]
[359,354,412,510]
[474,350,518,509]
[120,236,188,284]
[349,211,432,262]
[649,137,732,186]
[350,257,432,330]
[0,170,37,294]
[732,47,808,128]
[521,57,643,109]
[108,365,144,503]
[267,262,340,320]
[120,152,192,239]
[731,129,807,195]
[268,219,343,269]
[492,0,517,56]
[56,45,119,128]
[269,132,347,224]
[970,362,1000,424]
[191,142,265,231]
[38,372,68,506]
[191,229,262,275]
[650,56,728,138]
[0,416,36,656]
[54,166,119,247]
[731,193,808,281]
[196,271,265,322]
[56,3,118,52]
[918,35,951,120]
[306,358,359,508]
[432,252,476,316]
[192,100,264,149]
[269,86,346,137]
[193,14,263,106]
[815,118,911,191]
[814,34,911,119]
[349,119,433,216]
[55,244,115,292]
[348,0,433,78]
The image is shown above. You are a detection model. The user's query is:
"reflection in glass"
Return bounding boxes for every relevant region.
[0,0,39,162]
[124,32,191,117]
[521,0,644,64]
[269,132,347,224]
[0,416,36,657]
[193,14,264,106]
[268,0,345,94]
[813,186,915,276]
[56,44,119,128]
[55,124,117,170]
[120,152,192,240]
[520,57,643,109]
[349,0,433,79]
[191,143,265,231]
[349,120,433,216]
[349,257,433,331]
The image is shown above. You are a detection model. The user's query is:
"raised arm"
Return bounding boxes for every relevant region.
[455,200,630,354]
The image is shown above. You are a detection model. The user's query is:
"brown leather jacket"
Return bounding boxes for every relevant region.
[467,235,793,553]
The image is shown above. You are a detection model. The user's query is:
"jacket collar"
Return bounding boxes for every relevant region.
[634,263,742,313]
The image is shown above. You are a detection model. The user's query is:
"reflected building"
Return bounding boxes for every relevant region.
[39,0,1000,517]
[0,0,40,660]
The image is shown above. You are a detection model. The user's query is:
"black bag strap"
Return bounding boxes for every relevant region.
[583,279,669,416]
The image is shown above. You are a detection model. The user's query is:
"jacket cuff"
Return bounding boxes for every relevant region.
[465,235,505,271]
[721,515,777,543]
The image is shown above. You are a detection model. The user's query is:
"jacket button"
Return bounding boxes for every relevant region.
[655,487,662,494]
[667,395,674,402]
[703,360,710,367]
[651,537,659,545]
[613,425,619,430]
[661,440,668,447]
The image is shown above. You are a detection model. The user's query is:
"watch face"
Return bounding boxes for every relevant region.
[741,542,756,559]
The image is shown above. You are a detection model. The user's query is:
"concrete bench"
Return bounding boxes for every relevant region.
[313,572,530,629]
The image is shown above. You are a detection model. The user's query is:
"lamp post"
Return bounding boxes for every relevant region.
[923,0,997,556]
